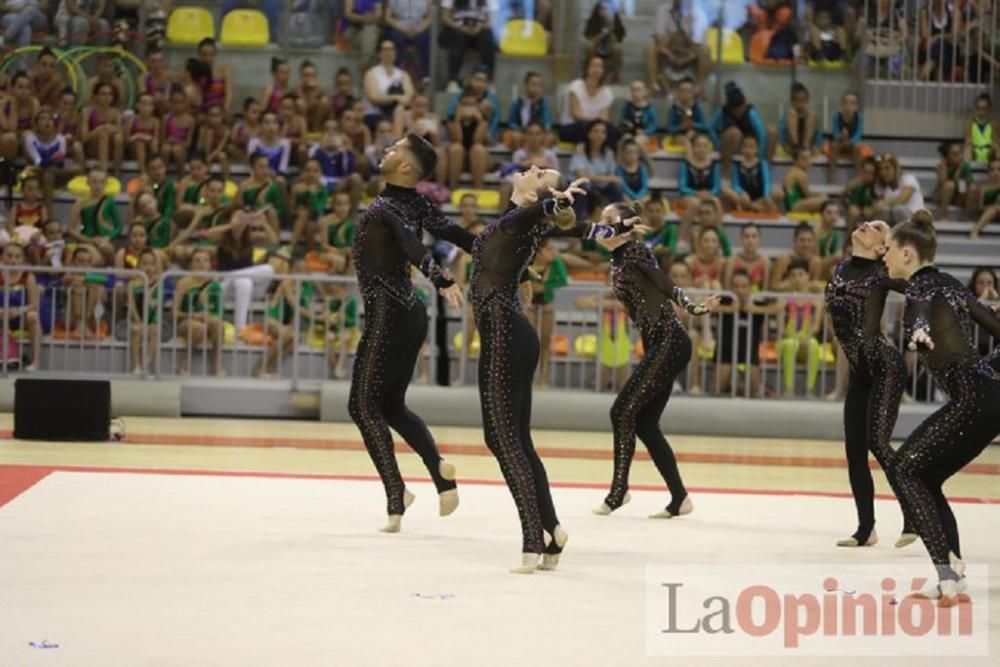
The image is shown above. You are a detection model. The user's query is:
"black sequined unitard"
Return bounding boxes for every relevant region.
[349,183,474,515]
[471,198,619,553]
[603,241,696,514]
[894,266,1000,580]
[825,256,913,542]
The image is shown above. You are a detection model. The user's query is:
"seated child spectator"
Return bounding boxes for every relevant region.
[132,191,172,250]
[447,90,491,189]
[54,89,86,166]
[68,168,121,265]
[843,156,877,232]
[665,76,708,144]
[87,52,126,110]
[771,222,823,290]
[23,108,79,211]
[640,193,674,263]
[161,87,196,175]
[971,157,1000,238]
[815,199,842,260]
[965,93,999,163]
[780,82,821,156]
[395,93,447,184]
[174,247,224,376]
[583,0,625,80]
[6,173,49,233]
[445,68,500,140]
[331,67,357,120]
[29,219,67,268]
[240,153,286,232]
[826,92,868,182]
[809,8,849,63]
[171,155,207,213]
[506,71,554,149]
[686,226,725,290]
[142,154,177,224]
[935,140,975,219]
[255,251,309,379]
[262,56,292,114]
[278,94,309,165]
[197,104,231,178]
[777,259,825,396]
[569,120,623,220]
[248,112,292,178]
[616,137,650,202]
[309,120,366,208]
[229,98,263,164]
[526,238,569,388]
[291,158,329,251]
[677,132,721,235]
[321,191,357,272]
[364,119,398,190]
[127,93,160,178]
[297,59,333,133]
[779,148,828,213]
[115,221,151,269]
[668,257,710,394]
[500,122,559,209]
[127,248,163,376]
[81,82,123,176]
[723,223,770,291]
[340,107,373,176]
[0,242,42,371]
[713,267,779,397]
[722,134,775,212]
[0,72,39,163]
[62,244,107,340]
[691,196,731,257]
[710,81,776,174]
[620,80,657,141]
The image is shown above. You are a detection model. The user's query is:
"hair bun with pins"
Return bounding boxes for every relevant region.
[909,208,935,230]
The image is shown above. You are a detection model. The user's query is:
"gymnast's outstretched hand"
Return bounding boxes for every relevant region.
[909,327,935,350]
[688,294,722,316]
[549,178,588,205]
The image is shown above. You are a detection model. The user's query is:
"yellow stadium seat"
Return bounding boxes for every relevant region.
[662,137,686,154]
[167,7,215,45]
[705,28,745,64]
[67,175,121,198]
[499,19,547,57]
[451,188,500,210]
[574,334,597,359]
[220,9,269,47]
[787,211,820,223]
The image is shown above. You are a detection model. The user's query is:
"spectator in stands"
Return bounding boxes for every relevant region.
[247,112,292,179]
[506,71,554,149]
[447,88,491,190]
[68,168,120,265]
[686,226,724,290]
[6,173,48,234]
[141,154,176,224]
[499,121,558,209]
[79,82,123,177]
[709,81,776,175]
[969,266,999,302]
[86,52,126,111]
[815,199,842,262]
[54,89,85,165]
[229,98,262,163]
[172,175,229,250]
[935,140,975,220]
[780,148,827,213]
[917,0,957,81]
[665,77,707,144]
[692,196,730,256]
[616,137,650,203]
[162,86,195,175]
[777,258,824,396]
[141,47,173,117]
[384,0,431,80]
[115,220,151,270]
[364,118,398,190]
[126,93,160,177]
[641,193,674,262]
[0,72,39,162]
[255,251,308,378]
[0,244,41,370]
[964,94,999,163]
[362,40,416,133]
[1,0,49,50]
[30,47,65,109]
[331,67,357,120]
[843,156,877,232]
[620,80,658,142]
[297,60,332,133]
[440,0,496,92]
[239,152,285,232]
[872,152,925,224]
[667,257,707,393]
[446,67,500,140]
[713,268,775,396]
[290,158,328,251]
[780,82,820,156]
[826,91,867,183]
[197,104,230,178]
[61,0,109,46]
[808,7,849,63]
[723,222,770,291]
[722,134,775,212]
[861,0,906,76]
[339,107,372,174]
[646,0,710,96]
[971,157,1000,239]
[677,132,721,236]
[263,57,292,114]
[569,120,622,220]
[174,246,224,375]
[320,191,357,271]
[278,95,309,165]
[132,191,172,250]
[559,56,615,146]
[310,119,365,207]
[175,152,208,207]
[771,222,823,290]
[583,0,625,82]
[24,108,79,212]
[196,38,232,114]
[340,0,384,58]
[527,238,568,389]
[126,247,162,376]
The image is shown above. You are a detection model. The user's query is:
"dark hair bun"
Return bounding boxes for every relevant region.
[910,208,935,230]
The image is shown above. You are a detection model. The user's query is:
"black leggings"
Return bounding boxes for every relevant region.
[348,294,456,515]
[892,373,1000,580]
[477,302,558,554]
[606,324,690,510]
[842,340,912,538]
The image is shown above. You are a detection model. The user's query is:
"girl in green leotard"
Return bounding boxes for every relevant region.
[128,248,163,376]
[239,152,285,232]
[68,168,122,265]
[176,152,210,207]
[780,149,827,213]
[319,191,356,272]
[254,252,316,377]
[174,248,224,375]
[133,191,173,249]
[972,158,1000,239]
[290,158,329,252]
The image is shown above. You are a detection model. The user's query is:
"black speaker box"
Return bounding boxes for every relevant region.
[14,379,111,441]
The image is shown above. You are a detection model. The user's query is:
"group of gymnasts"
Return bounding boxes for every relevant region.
[348,133,1000,602]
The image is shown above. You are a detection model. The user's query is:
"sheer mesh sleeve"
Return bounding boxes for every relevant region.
[384,206,453,289]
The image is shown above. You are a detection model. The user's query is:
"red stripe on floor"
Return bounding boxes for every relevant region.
[4,464,998,505]
[0,465,51,508]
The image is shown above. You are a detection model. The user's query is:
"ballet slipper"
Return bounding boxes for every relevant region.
[379,488,415,533]
[649,495,693,519]
[894,532,918,548]
[539,525,569,571]
[593,491,631,516]
[438,489,459,517]
[510,553,540,574]
[909,578,970,607]
[438,460,456,481]
[837,528,878,548]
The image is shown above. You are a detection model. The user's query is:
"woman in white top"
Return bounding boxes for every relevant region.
[362,39,415,133]
[873,153,925,224]
[559,56,618,146]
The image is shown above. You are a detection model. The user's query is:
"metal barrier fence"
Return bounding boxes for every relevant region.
[1,265,997,403]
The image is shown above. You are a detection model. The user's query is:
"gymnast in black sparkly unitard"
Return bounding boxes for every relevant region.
[470,168,625,573]
[883,211,1000,604]
[349,135,475,532]
[824,220,915,549]
[591,219,718,520]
